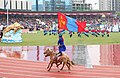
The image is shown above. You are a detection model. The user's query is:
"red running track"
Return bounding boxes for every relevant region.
[0,57,120,78]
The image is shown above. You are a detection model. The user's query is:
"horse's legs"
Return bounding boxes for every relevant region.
[69,61,73,68]
[56,62,62,68]
[60,62,66,70]
[55,61,62,72]
[48,62,54,71]
[47,63,50,69]
[66,63,70,70]
[67,59,73,68]
[47,60,52,69]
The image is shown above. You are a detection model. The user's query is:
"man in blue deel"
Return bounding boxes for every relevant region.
[57,34,66,57]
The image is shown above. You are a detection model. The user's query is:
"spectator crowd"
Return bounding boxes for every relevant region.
[0,14,120,38]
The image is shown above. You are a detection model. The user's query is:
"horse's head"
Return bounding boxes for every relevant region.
[44,48,54,57]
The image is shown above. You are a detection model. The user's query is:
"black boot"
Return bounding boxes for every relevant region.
[107,34,109,37]
[56,52,62,57]
[70,34,72,38]
[59,52,62,56]
[102,35,104,37]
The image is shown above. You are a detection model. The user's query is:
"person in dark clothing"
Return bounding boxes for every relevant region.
[106,30,110,37]
[56,34,66,57]
[0,30,3,41]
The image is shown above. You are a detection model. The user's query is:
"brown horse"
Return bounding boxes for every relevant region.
[44,48,73,71]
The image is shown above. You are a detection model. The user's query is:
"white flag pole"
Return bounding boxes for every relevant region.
[6,0,9,26]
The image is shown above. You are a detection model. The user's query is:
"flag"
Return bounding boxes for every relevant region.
[66,16,78,32]
[58,12,86,32]
[76,21,86,32]
[58,12,67,30]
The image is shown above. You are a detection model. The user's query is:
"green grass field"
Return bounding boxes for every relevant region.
[0,31,120,46]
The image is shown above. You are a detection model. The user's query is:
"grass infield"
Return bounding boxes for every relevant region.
[0,31,120,46]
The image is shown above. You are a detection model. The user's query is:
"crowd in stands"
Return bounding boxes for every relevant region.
[0,15,57,31]
[0,15,120,29]
[0,15,120,38]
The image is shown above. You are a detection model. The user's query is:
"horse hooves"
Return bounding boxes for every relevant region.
[48,70,50,72]
[68,72,70,73]
[58,71,60,72]
[60,69,63,70]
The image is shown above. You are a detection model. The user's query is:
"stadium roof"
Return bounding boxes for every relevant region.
[0,9,115,16]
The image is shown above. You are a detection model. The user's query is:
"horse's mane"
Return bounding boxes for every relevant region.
[46,48,58,54]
